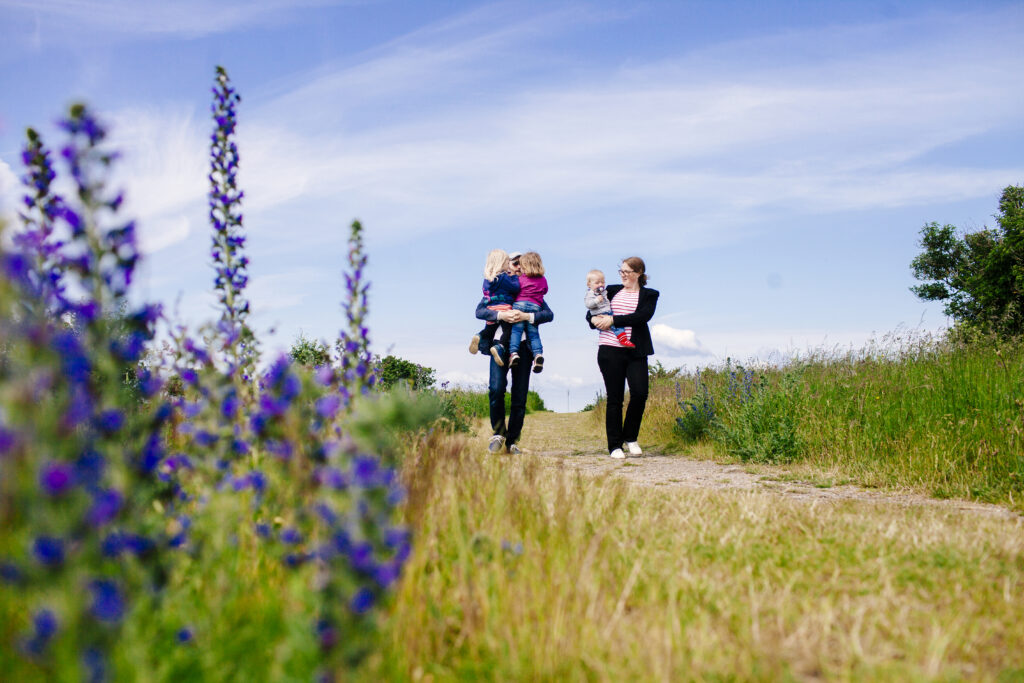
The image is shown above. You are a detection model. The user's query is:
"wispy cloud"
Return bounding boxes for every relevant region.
[0,158,20,225]
[216,4,1024,250]
[0,0,361,38]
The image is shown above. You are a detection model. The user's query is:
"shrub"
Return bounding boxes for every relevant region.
[674,372,715,442]
[290,333,332,368]
[375,355,435,390]
[714,368,803,464]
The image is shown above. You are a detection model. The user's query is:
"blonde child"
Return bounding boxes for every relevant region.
[508,251,548,373]
[469,249,520,366]
[584,269,635,348]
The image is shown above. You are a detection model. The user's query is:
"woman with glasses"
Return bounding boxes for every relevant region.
[586,256,659,459]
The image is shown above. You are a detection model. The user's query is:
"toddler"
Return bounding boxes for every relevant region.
[469,249,520,366]
[508,251,547,373]
[584,269,635,348]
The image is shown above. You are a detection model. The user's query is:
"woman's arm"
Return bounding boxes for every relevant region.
[611,289,660,327]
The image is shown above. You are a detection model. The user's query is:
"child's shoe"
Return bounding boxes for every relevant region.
[617,332,636,348]
[509,352,520,368]
[469,334,480,354]
[489,344,505,367]
[532,354,544,374]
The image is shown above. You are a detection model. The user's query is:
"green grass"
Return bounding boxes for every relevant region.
[363,433,1024,680]
[637,334,1024,510]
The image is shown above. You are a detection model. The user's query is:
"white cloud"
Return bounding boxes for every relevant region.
[1,0,359,38]
[651,324,711,357]
[107,107,207,254]
[0,158,20,226]
[213,4,1024,250]
[437,369,489,389]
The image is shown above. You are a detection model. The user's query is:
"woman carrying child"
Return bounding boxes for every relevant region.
[586,257,659,459]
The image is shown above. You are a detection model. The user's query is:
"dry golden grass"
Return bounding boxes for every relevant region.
[364,430,1024,681]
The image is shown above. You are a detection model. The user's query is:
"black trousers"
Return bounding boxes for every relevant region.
[597,346,649,453]
[489,342,534,447]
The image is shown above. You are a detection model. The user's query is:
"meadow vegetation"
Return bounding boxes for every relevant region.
[619,330,1024,511]
[2,63,1022,683]
[368,431,1024,681]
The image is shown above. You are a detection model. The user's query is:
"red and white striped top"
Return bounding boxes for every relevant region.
[598,289,639,347]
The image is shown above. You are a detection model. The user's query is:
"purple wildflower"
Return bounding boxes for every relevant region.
[315,394,341,419]
[32,536,64,567]
[87,489,122,527]
[280,528,303,545]
[351,456,379,488]
[89,579,124,623]
[39,461,74,496]
[349,587,375,615]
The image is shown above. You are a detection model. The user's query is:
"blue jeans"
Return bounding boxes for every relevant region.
[509,301,543,355]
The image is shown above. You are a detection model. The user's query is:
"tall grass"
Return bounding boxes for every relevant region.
[637,333,1024,509]
[361,432,1024,680]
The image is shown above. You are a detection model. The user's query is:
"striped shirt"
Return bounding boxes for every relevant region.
[598,289,639,347]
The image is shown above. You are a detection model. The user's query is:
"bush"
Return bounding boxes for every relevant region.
[289,334,331,367]
[375,355,435,390]
[714,368,803,463]
[674,373,715,442]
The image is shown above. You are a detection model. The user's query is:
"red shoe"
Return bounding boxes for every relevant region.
[617,332,636,348]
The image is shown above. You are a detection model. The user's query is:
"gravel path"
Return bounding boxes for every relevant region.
[477,413,1021,521]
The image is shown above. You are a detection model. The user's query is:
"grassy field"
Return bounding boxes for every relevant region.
[363,428,1024,681]
[619,334,1024,512]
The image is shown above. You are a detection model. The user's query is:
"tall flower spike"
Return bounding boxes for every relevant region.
[54,104,141,323]
[336,220,375,403]
[209,66,257,381]
[12,128,67,315]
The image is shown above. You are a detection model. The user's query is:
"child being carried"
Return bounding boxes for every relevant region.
[469,249,520,367]
[508,251,547,373]
[584,269,635,348]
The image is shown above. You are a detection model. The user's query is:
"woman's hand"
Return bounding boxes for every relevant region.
[592,314,613,330]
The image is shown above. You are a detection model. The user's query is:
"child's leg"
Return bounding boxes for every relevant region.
[524,322,543,355]
[494,320,512,351]
[512,302,543,356]
[609,324,634,348]
[507,320,524,355]
[478,322,498,352]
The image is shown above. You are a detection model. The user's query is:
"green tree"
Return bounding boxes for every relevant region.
[289,333,331,367]
[910,185,1024,337]
[375,354,436,390]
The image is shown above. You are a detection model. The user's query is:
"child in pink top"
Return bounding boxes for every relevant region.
[508,251,548,374]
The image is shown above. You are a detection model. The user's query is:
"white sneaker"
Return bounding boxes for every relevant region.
[609,448,626,459]
[469,335,480,354]
[488,435,505,453]
[625,441,643,456]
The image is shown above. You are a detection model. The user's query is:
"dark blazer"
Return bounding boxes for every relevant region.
[586,285,659,356]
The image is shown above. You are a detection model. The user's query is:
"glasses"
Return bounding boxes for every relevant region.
[618,269,635,275]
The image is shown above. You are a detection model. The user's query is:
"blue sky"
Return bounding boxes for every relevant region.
[1,0,1022,411]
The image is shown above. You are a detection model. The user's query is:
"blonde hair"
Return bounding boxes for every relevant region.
[519,251,545,277]
[586,269,605,285]
[621,256,648,286]
[483,249,510,281]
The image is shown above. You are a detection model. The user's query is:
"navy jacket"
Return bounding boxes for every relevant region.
[585,285,659,356]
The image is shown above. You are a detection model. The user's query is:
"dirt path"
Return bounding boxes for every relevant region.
[474,412,1022,521]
